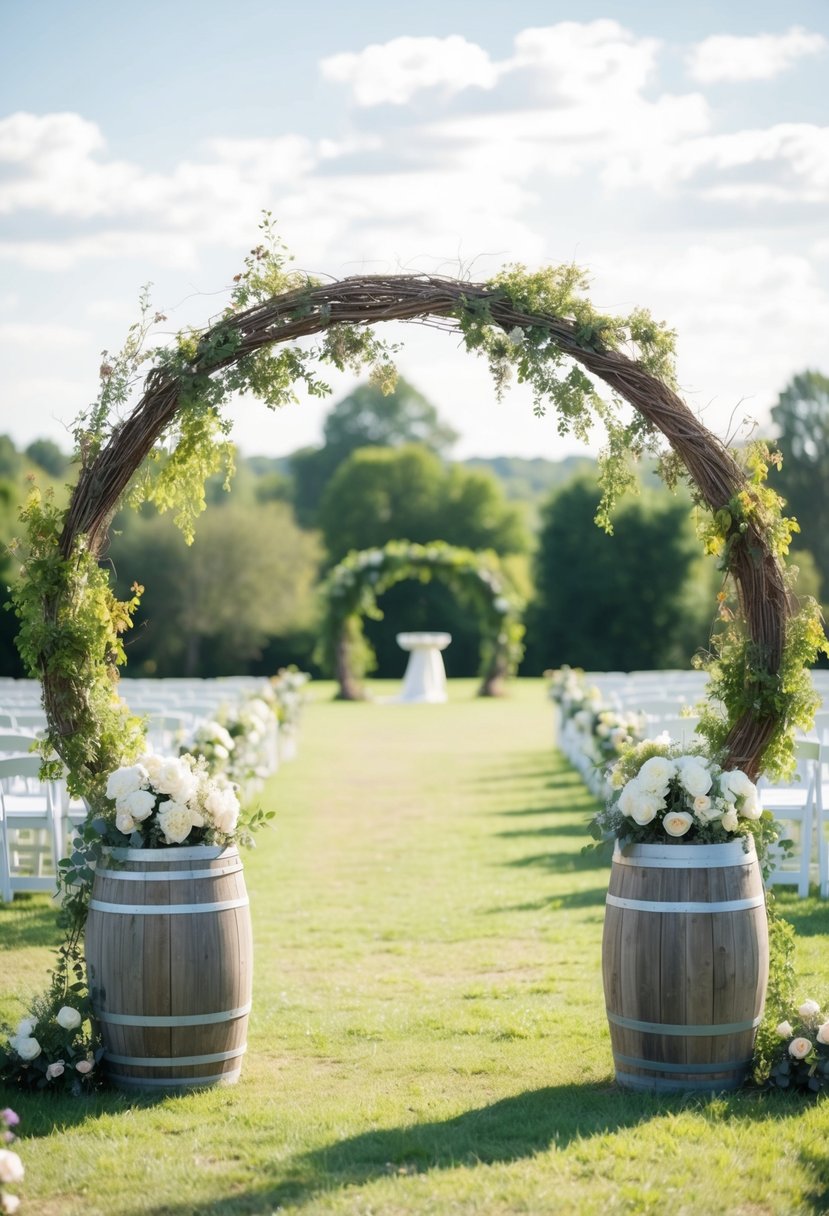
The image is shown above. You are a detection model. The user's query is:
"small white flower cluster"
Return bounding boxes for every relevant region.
[5,1009,94,1082]
[189,719,236,767]
[776,998,829,1061]
[105,752,241,845]
[613,748,760,839]
[0,1107,23,1215]
[594,709,648,761]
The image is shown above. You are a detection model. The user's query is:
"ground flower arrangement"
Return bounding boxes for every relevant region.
[0,994,99,1094]
[754,998,829,1094]
[588,736,781,866]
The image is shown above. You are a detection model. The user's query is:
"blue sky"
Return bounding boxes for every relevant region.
[2,2,828,461]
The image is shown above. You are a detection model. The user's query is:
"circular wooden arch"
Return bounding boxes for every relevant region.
[46,274,792,779]
[319,541,524,700]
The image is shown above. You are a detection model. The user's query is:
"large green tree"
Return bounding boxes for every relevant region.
[108,500,320,676]
[291,377,458,524]
[771,370,829,603]
[525,475,717,672]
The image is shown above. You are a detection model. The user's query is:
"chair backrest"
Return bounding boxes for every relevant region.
[0,732,39,756]
[758,738,821,795]
[0,755,48,781]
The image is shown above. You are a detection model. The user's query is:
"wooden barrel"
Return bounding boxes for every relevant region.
[85,845,253,1091]
[602,838,768,1093]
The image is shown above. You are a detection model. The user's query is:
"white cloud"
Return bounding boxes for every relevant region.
[687,26,827,84]
[507,20,661,102]
[320,35,498,106]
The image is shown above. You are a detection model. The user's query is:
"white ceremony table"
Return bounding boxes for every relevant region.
[395,633,452,704]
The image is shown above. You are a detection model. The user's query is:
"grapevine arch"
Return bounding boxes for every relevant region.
[318,540,524,700]
[17,261,823,805]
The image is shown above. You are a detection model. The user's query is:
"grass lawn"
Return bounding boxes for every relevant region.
[2,677,829,1215]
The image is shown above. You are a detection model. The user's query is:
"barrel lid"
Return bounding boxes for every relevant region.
[107,845,239,862]
[613,837,756,867]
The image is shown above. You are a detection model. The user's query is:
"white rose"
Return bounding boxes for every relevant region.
[2,1190,22,1213]
[617,778,643,818]
[139,752,163,784]
[789,1037,812,1060]
[798,999,821,1024]
[637,755,677,793]
[816,1022,829,1045]
[157,801,195,845]
[115,808,137,835]
[116,788,156,822]
[693,796,722,824]
[12,1035,41,1061]
[105,763,148,801]
[720,769,760,818]
[678,762,712,798]
[0,1149,24,1184]
[153,758,198,805]
[630,792,663,827]
[56,1006,82,1031]
[15,1017,36,1037]
[776,1020,794,1038]
[203,784,240,835]
[46,1060,65,1080]
[664,811,694,837]
[720,808,739,833]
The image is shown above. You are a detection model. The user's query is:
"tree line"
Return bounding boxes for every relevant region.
[1,370,826,680]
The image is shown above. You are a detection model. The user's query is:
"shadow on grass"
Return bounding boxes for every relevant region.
[0,1085,169,1139]
[799,1144,829,1214]
[505,846,609,876]
[134,1082,814,1215]
[0,898,62,950]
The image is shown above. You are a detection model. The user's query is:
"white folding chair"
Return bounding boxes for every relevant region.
[761,739,820,899]
[0,755,63,902]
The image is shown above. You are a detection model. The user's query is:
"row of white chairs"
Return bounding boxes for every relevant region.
[0,677,293,902]
[554,675,829,899]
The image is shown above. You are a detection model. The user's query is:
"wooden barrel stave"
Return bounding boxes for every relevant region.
[602,840,768,1092]
[86,847,253,1090]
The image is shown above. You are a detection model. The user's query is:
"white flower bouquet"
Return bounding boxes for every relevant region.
[592,708,648,765]
[104,751,241,847]
[0,998,98,1095]
[589,737,779,861]
[757,997,829,1093]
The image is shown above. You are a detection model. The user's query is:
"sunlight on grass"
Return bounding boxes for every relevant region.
[2,679,828,1214]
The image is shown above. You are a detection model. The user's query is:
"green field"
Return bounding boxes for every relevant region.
[2,679,829,1215]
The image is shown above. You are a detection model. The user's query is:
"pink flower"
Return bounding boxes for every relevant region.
[816,1022,829,1046]
[45,1061,65,1080]
[0,1111,18,1129]
[789,1037,813,1060]
[75,1059,93,1075]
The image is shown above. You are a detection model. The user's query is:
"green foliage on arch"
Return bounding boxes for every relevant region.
[316,541,525,698]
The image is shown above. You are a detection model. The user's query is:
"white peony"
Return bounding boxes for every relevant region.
[776,1020,794,1038]
[816,1022,829,1045]
[153,758,198,806]
[105,764,148,801]
[203,784,240,835]
[56,1006,82,1031]
[630,793,664,827]
[0,1149,24,1184]
[116,788,156,822]
[663,811,694,837]
[115,808,137,835]
[157,800,196,844]
[720,769,760,818]
[618,778,643,818]
[637,755,677,793]
[677,761,712,798]
[798,998,821,1024]
[11,1035,41,1061]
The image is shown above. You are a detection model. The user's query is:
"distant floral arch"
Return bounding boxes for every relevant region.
[317,540,524,700]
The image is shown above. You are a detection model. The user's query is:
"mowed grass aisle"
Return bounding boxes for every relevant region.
[3,678,829,1215]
